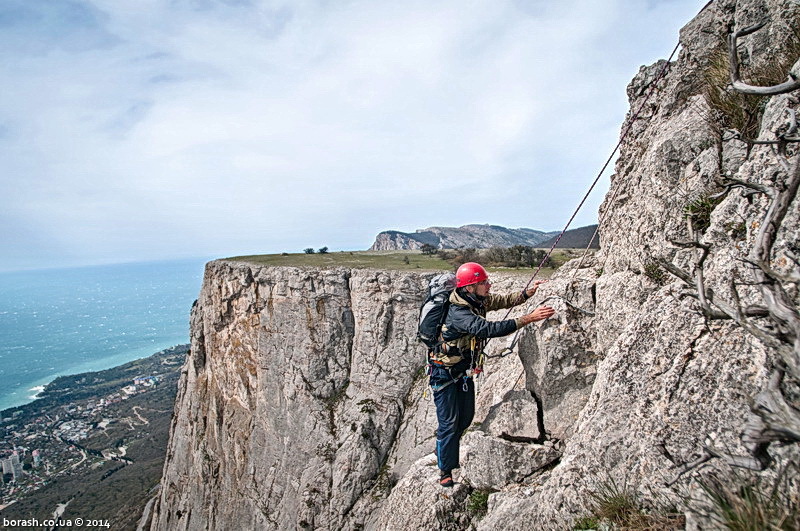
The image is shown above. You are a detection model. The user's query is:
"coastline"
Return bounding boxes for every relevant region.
[0,258,205,414]
[0,338,189,413]
[0,343,188,416]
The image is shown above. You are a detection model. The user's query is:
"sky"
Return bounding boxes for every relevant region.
[0,0,710,272]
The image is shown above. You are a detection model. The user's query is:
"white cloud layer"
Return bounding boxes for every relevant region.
[0,0,709,270]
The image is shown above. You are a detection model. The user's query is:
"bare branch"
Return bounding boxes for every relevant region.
[658,259,730,318]
[716,175,775,197]
[695,245,711,311]
[747,371,800,445]
[666,441,771,487]
[707,444,772,471]
[729,278,746,322]
[668,239,712,251]
[724,133,800,146]
[739,256,800,284]
[658,258,696,285]
[729,21,800,95]
[734,20,768,39]
[657,258,784,348]
[750,160,799,261]
[666,449,715,487]
[744,306,771,317]
[787,250,800,269]
[747,157,800,366]
[664,237,714,313]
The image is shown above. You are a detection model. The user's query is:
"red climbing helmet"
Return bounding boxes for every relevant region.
[455,262,489,288]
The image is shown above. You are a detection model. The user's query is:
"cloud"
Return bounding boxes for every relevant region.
[0,0,709,270]
[0,0,120,54]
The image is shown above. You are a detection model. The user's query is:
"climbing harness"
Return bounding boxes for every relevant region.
[426,330,486,396]
[428,369,472,393]
[469,336,486,393]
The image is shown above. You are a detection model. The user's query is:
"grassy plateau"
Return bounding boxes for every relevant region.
[224,249,586,278]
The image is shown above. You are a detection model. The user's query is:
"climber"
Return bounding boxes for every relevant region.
[430,262,555,488]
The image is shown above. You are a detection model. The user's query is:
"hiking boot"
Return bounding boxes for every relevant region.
[439,471,454,488]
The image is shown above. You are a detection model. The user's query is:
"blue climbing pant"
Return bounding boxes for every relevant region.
[431,365,475,473]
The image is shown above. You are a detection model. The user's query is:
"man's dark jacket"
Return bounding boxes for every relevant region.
[431,287,526,372]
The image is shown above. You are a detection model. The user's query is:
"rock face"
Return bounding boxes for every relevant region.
[152,1,800,529]
[369,224,557,250]
[150,263,434,530]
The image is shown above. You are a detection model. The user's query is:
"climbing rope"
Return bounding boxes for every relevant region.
[480,40,683,366]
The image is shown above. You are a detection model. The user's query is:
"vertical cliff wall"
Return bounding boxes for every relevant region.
[152,0,800,529]
[149,263,439,529]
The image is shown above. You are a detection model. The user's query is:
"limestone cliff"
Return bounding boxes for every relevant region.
[152,1,800,529]
[149,264,430,529]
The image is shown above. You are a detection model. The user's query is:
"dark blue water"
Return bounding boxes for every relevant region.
[0,258,207,411]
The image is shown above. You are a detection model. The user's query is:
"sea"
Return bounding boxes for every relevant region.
[0,258,208,412]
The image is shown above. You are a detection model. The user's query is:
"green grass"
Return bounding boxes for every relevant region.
[684,193,723,233]
[702,45,770,139]
[572,515,600,530]
[476,248,586,278]
[574,478,685,530]
[700,468,800,530]
[643,261,667,285]
[225,250,453,271]
[224,249,584,278]
[467,489,493,519]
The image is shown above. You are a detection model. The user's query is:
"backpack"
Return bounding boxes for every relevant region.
[417,272,457,351]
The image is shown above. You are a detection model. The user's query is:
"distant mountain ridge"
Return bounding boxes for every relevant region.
[370,224,599,250]
[538,224,600,249]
